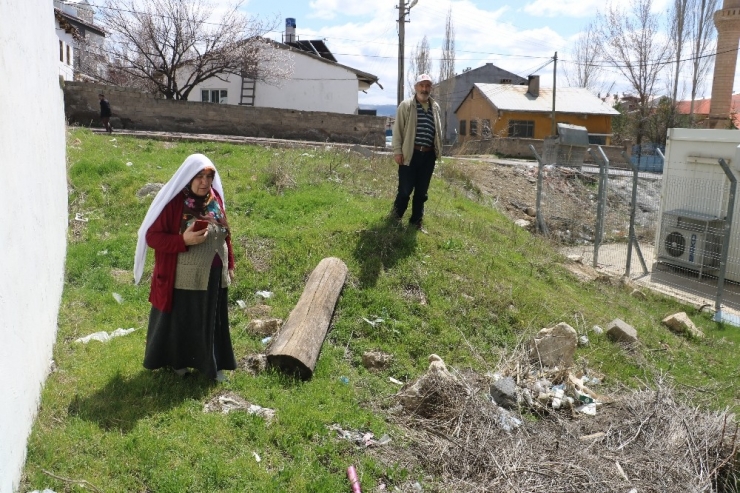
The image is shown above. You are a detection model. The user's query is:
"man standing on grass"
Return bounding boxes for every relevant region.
[99,93,113,134]
[391,73,443,233]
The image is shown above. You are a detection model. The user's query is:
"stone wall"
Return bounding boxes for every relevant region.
[452,137,632,168]
[63,82,386,146]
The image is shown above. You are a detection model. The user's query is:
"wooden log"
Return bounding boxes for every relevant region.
[267,257,348,379]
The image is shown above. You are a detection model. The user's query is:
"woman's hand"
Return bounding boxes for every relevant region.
[228,269,235,282]
[182,222,208,246]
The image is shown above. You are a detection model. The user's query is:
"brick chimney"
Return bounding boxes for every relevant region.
[527,75,540,98]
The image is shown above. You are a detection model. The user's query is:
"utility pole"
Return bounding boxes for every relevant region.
[551,51,558,136]
[397,2,406,106]
[397,0,418,106]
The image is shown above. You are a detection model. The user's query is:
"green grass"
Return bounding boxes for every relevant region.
[21,128,740,492]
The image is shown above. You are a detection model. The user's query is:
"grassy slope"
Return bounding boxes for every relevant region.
[21,129,740,492]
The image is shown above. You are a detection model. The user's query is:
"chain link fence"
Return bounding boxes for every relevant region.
[531,143,740,318]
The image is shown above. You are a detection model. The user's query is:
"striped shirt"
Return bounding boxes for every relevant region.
[414,100,435,148]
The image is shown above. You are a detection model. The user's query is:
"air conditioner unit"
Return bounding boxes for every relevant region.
[657,210,724,277]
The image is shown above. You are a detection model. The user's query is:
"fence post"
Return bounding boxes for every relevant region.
[588,146,609,269]
[529,144,549,235]
[715,157,737,319]
[621,151,649,277]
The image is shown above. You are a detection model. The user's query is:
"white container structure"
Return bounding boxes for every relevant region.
[657,128,740,283]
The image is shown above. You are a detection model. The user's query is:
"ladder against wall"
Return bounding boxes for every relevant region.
[239,73,256,106]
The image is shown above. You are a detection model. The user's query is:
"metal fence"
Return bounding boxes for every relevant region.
[530,144,740,321]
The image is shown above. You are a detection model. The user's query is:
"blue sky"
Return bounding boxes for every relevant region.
[228,0,701,106]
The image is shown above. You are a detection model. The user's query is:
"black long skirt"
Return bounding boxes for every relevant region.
[144,266,237,379]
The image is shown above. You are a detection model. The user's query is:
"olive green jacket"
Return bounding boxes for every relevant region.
[392,95,443,165]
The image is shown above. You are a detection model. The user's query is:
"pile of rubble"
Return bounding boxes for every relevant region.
[368,318,736,492]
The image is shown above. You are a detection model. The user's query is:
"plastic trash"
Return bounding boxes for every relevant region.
[362,317,384,327]
[347,465,362,493]
[256,290,273,299]
[388,377,404,385]
[261,336,272,345]
[112,293,123,304]
[252,451,261,463]
[592,325,604,335]
[236,300,247,309]
[126,161,133,166]
[578,335,589,346]
[75,328,135,344]
[576,403,597,415]
[339,376,349,384]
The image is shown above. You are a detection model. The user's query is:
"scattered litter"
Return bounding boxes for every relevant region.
[112,292,123,304]
[236,299,247,309]
[261,336,272,345]
[592,325,604,335]
[362,316,384,327]
[252,451,261,463]
[339,376,350,384]
[256,290,273,299]
[97,250,108,256]
[327,424,389,448]
[300,153,314,157]
[75,328,135,343]
[203,391,275,423]
[109,138,117,142]
[576,403,597,415]
[496,407,523,431]
[388,377,404,385]
[126,161,133,167]
[74,213,88,222]
[578,335,589,346]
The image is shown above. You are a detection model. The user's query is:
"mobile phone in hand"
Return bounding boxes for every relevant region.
[193,220,209,232]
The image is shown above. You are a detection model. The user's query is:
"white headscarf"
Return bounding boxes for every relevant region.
[134,154,226,284]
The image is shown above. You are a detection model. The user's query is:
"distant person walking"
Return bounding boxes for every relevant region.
[99,93,112,133]
[390,74,443,232]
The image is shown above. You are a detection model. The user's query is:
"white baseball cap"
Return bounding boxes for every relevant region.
[415,74,432,84]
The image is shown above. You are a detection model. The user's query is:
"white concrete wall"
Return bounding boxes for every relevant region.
[189,49,361,114]
[0,0,68,491]
[56,27,75,81]
[255,52,359,114]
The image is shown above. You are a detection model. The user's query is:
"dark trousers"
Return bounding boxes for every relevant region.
[393,149,436,225]
[101,117,112,133]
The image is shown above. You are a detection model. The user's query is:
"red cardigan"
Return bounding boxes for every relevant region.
[146,191,235,312]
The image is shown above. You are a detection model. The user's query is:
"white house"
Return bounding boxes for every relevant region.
[191,36,381,115]
[53,0,106,81]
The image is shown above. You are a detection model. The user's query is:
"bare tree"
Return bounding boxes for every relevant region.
[437,7,456,142]
[687,0,718,125]
[564,22,603,92]
[407,35,432,97]
[667,0,691,128]
[597,0,673,147]
[99,0,293,100]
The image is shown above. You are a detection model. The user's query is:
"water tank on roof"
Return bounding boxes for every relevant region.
[285,18,296,43]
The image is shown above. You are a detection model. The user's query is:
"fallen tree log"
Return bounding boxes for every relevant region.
[267,257,348,379]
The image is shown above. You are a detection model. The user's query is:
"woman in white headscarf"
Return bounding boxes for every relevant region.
[134,154,237,381]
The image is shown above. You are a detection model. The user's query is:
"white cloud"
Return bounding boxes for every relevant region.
[307,0,380,20]
[523,0,672,17]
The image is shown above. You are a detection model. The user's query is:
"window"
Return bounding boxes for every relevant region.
[459,120,467,136]
[508,120,534,138]
[201,89,228,104]
[470,119,478,136]
[482,119,492,139]
[59,40,64,62]
[66,45,71,65]
[500,78,512,84]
